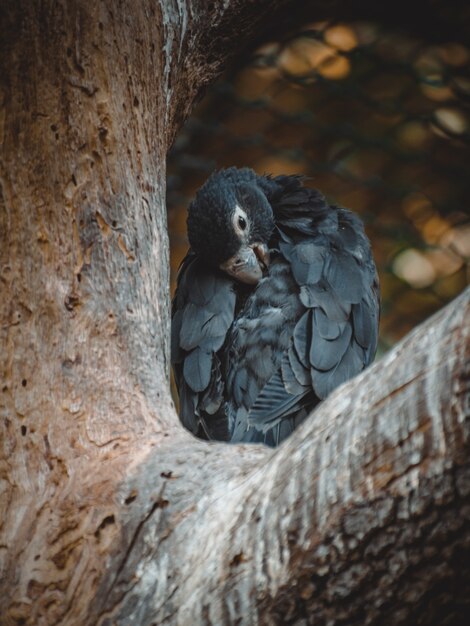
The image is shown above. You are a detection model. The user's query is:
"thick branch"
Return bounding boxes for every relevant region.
[95,288,469,625]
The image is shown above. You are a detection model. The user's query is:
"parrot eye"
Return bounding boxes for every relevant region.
[233,205,249,236]
[238,216,247,230]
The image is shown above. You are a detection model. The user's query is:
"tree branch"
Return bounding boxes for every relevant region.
[92,288,470,625]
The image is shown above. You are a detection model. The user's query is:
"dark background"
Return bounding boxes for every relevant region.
[167,1,469,353]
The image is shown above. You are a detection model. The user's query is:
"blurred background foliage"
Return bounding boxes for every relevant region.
[167,13,469,353]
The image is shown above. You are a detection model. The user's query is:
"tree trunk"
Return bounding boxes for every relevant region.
[0,2,469,625]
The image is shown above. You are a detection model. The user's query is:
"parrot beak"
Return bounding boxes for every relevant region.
[220,243,270,285]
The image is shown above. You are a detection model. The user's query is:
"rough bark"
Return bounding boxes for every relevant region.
[0,1,469,626]
[98,290,470,626]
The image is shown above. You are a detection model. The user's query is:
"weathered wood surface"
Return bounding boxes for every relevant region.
[92,288,469,625]
[0,1,469,625]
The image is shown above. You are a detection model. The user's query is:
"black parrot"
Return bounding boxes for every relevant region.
[171,167,379,446]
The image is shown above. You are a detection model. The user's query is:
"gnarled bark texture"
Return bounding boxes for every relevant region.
[0,1,469,625]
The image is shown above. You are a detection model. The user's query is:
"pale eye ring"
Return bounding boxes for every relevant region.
[238,216,247,230]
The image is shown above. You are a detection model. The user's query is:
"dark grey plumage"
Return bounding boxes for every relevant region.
[171,167,380,446]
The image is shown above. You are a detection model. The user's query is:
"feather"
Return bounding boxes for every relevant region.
[232,366,248,407]
[248,370,310,431]
[287,344,311,386]
[293,311,311,368]
[200,358,224,415]
[300,285,351,321]
[310,323,353,372]
[281,242,325,286]
[324,252,363,304]
[352,300,371,348]
[311,339,364,399]
[282,353,309,395]
[313,307,345,340]
[183,347,212,393]
[180,305,217,351]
